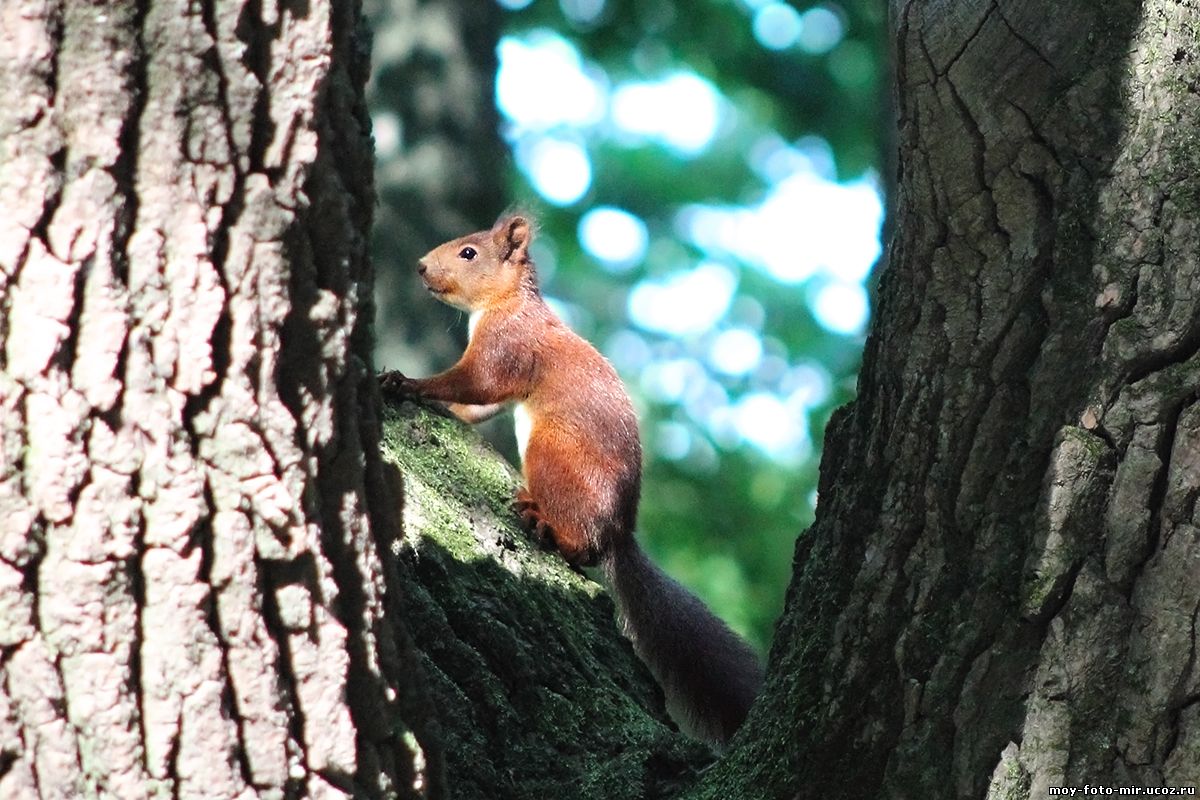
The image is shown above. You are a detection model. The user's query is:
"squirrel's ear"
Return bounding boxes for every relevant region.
[493,215,533,263]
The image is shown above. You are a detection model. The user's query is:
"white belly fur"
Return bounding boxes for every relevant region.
[513,402,532,462]
[470,310,531,461]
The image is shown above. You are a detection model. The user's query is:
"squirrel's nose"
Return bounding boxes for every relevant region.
[417,259,428,275]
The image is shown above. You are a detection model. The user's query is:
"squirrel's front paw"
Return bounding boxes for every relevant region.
[379,370,419,398]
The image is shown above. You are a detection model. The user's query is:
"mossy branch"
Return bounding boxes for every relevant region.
[379,400,712,800]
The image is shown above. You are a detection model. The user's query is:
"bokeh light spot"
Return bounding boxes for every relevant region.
[677,165,883,286]
[731,392,810,462]
[709,328,763,376]
[578,207,649,271]
[611,72,722,155]
[628,262,737,335]
[560,0,605,24]
[810,281,869,335]
[605,329,652,372]
[372,112,401,157]
[798,6,844,54]
[782,362,832,411]
[642,358,706,403]
[516,136,592,205]
[496,32,607,130]
[752,3,803,50]
[655,421,693,460]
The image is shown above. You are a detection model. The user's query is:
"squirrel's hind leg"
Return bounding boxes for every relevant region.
[513,488,595,567]
[514,488,553,546]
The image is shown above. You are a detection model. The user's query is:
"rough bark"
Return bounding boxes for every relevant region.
[0,2,435,798]
[380,401,711,800]
[693,1,1200,798]
[7,0,1199,798]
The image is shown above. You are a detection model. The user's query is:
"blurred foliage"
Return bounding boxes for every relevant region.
[365,0,508,378]
[369,0,886,653]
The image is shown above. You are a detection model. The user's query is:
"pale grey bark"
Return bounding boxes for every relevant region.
[0,1,431,798]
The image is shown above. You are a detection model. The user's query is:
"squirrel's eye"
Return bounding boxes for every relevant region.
[458,246,477,261]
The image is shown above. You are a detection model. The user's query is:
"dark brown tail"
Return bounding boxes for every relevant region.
[600,541,763,747]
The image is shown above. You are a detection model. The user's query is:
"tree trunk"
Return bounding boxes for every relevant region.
[6,1,1199,799]
[0,2,438,797]
[696,1,1200,797]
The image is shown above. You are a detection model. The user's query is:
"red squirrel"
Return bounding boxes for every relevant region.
[381,214,763,746]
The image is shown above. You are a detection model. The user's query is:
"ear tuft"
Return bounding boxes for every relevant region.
[493,215,534,264]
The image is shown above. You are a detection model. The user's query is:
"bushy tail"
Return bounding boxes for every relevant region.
[600,541,763,747]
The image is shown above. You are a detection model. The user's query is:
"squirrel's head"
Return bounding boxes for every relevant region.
[417,215,538,311]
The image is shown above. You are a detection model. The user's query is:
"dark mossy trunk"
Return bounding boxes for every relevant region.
[380,401,712,800]
[696,1,1200,798]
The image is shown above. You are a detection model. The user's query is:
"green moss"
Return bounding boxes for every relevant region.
[1022,570,1058,612]
[993,751,1031,800]
[1060,424,1108,460]
[380,399,711,799]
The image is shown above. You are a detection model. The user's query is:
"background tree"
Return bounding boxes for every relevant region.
[367,0,510,389]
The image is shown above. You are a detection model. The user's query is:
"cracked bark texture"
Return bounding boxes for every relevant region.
[691,1,1200,798]
[0,1,437,798]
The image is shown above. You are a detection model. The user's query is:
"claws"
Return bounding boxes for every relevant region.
[514,489,555,549]
[511,488,591,569]
[379,370,419,398]
[514,488,538,515]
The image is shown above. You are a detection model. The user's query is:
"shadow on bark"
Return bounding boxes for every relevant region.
[380,400,712,800]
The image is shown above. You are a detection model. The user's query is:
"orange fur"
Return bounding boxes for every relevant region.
[382,215,762,746]
[384,215,639,565]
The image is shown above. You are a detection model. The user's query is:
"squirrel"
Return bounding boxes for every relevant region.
[381,214,763,746]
